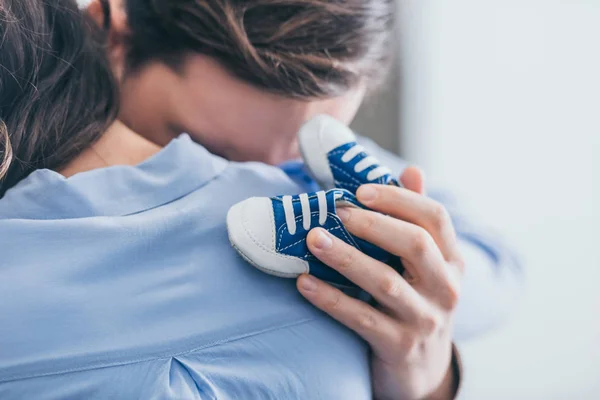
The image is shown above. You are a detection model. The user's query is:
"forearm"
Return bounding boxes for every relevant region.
[374,344,461,400]
[425,344,461,400]
[452,233,524,340]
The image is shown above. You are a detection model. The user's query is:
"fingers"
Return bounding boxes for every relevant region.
[336,207,445,283]
[336,208,459,307]
[306,228,425,318]
[356,184,463,267]
[400,166,425,195]
[297,274,408,353]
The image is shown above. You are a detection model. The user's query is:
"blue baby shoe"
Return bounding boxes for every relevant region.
[298,114,401,193]
[227,189,396,287]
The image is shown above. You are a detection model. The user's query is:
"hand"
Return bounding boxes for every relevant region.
[297,167,463,400]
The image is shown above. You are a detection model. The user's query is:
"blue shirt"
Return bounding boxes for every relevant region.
[0,134,523,399]
[0,135,372,399]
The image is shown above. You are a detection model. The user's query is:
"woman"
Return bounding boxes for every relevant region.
[91,0,522,339]
[0,0,463,399]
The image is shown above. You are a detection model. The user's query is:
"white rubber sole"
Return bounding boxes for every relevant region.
[227,199,310,279]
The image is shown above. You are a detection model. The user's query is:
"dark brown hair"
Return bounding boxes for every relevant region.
[123,0,394,98]
[0,0,118,196]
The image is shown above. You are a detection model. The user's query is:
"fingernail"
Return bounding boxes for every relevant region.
[312,229,333,250]
[357,185,377,203]
[300,275,318,292]
[337,207,350,222]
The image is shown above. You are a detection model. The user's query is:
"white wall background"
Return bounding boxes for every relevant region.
[397,1,600,398]
[352,63,401,152]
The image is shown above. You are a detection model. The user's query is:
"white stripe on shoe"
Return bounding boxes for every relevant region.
[317,191,328,225]
[283,195,297,235]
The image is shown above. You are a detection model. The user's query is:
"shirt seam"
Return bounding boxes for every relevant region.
[121,163,231,216]
[0,317,317,384]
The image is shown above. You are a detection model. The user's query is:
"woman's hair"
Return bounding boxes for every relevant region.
[0,0,118,196]
[123,0,394,98]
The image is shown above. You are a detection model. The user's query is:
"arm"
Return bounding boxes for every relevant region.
[297,168,462,399]
[357,135,524,340]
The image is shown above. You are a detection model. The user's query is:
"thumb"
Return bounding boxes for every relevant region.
[400,166,426,195]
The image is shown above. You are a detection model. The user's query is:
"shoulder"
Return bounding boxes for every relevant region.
[216,160,304,198]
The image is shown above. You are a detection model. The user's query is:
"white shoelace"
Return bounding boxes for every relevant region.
[341,144,392,181]
[283,191,328,235]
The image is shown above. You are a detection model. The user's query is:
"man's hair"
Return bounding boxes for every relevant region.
[123,0,395,98]
[0,0,118,196]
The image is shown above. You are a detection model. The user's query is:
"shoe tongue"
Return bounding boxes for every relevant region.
[383,175,402,187]
[370,171,401,187]
[332,189,363,211]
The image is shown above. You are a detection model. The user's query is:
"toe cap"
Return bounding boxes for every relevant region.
[299,114,357,154]
[227,197,309,278]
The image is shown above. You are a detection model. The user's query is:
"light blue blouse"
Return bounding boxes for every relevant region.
[0,134,522,399]
[0,135,372,399]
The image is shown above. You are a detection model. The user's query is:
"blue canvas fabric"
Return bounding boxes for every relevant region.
[272,189,396,287]
[327,142,400,191]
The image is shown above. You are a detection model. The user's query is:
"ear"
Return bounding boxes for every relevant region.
[85,0,129,80]
[85,0,128,32]
[85,0,107,28]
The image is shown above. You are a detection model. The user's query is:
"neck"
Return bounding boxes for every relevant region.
[59,120,162,177]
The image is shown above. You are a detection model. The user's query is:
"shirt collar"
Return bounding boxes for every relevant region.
[0,134,229,220]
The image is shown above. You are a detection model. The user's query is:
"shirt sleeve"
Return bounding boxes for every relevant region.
[356,135,525,340]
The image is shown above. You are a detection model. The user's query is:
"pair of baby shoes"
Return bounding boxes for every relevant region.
[227,115,401,287]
